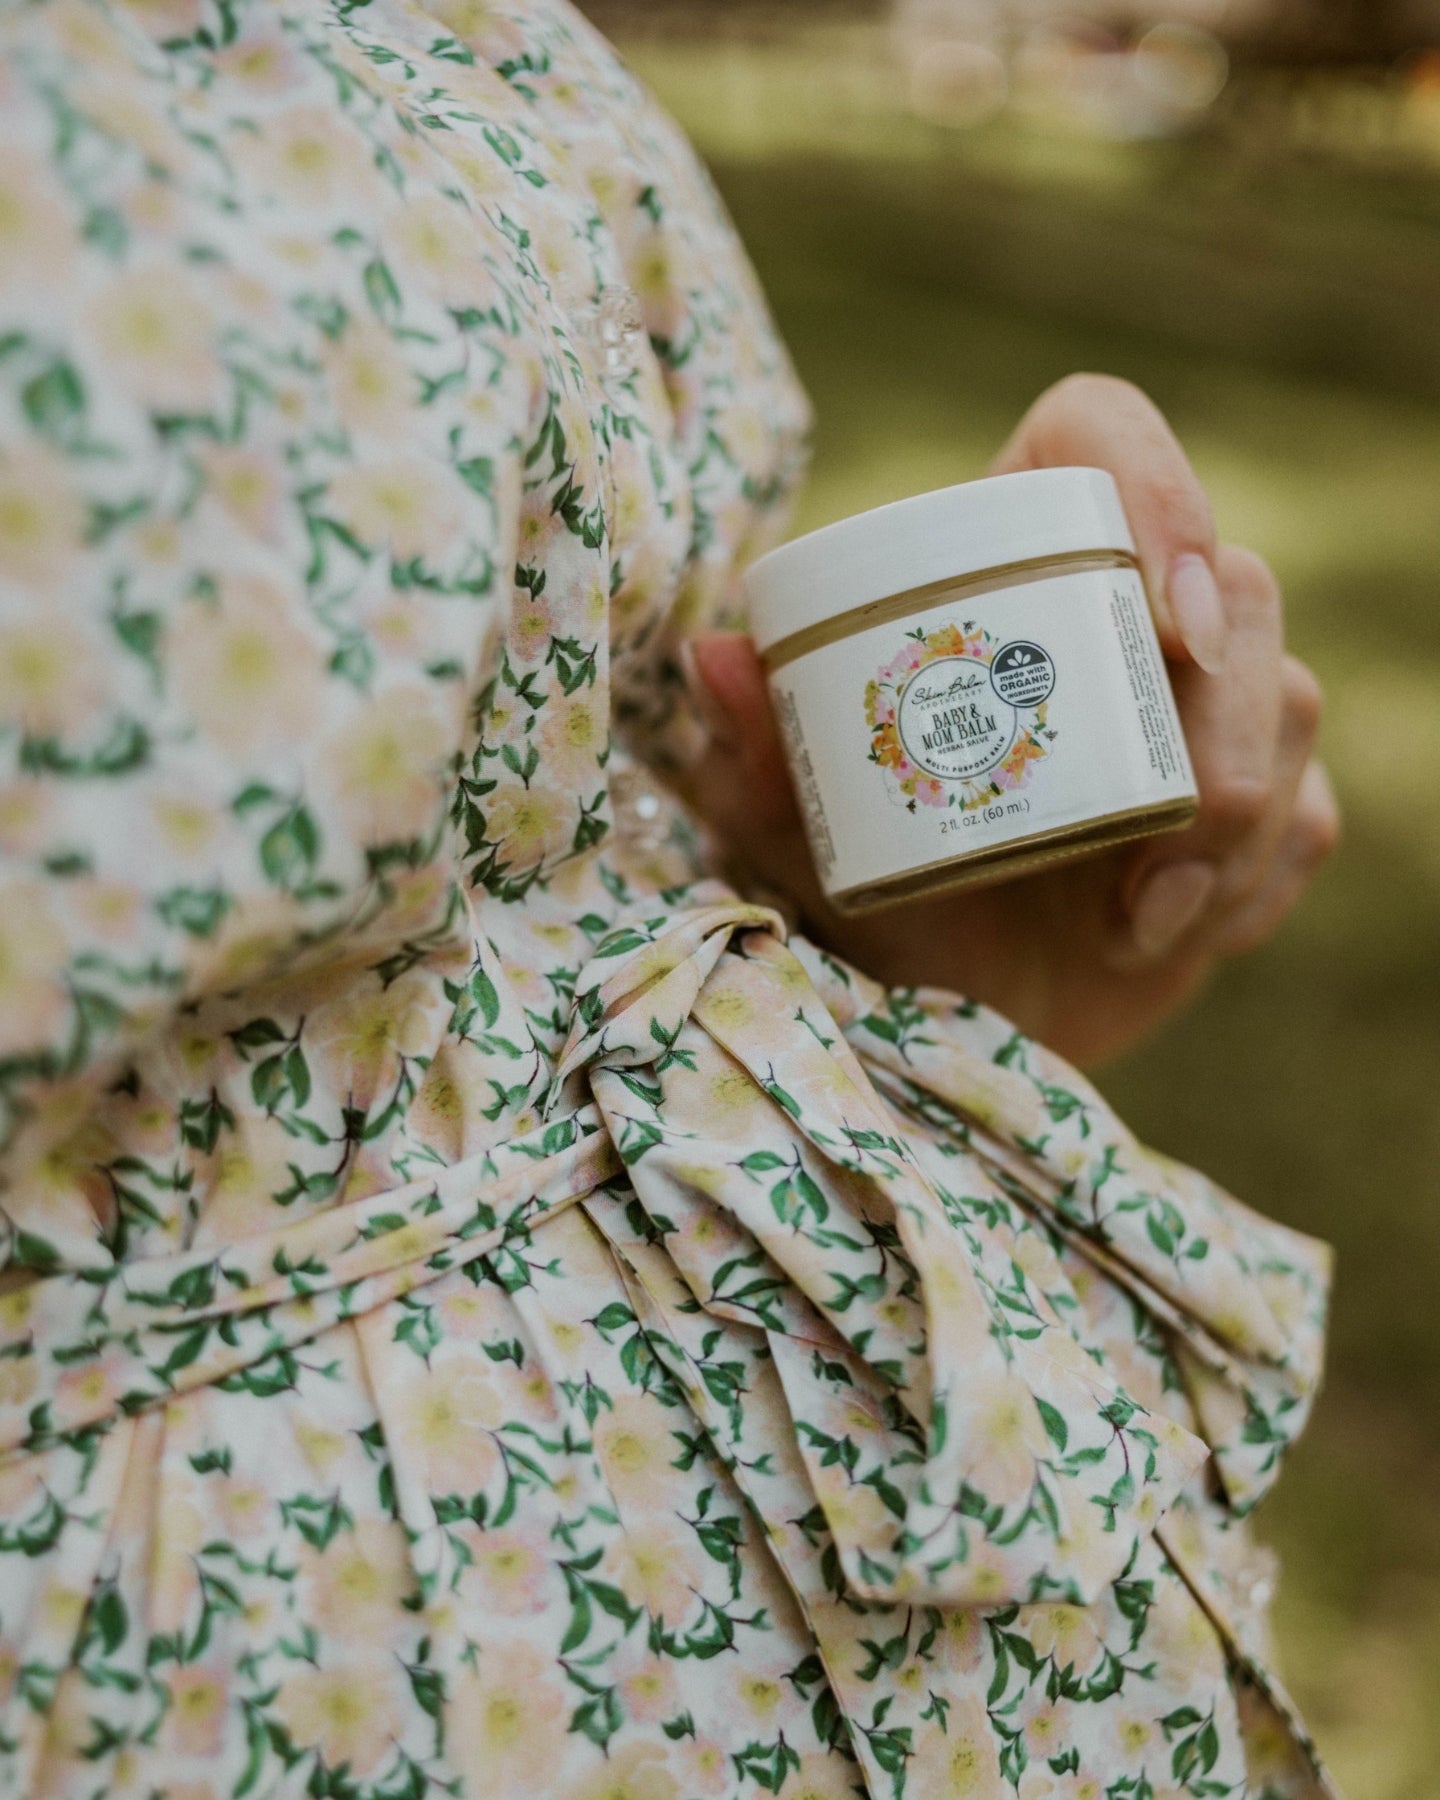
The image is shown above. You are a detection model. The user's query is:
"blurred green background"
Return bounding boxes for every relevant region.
[592,5,1440,1791]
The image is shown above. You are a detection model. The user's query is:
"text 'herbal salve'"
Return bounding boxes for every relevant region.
[743,467,1199,914]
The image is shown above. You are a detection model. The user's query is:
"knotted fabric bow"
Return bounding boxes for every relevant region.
[541,890,1327,1618]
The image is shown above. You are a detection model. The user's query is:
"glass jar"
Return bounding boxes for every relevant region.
[743,468,1199,914]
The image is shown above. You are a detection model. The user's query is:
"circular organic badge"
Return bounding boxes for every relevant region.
[989,640,1056,707]
[897,655,1018,782]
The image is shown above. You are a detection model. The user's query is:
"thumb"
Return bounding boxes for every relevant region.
[679,631,801,839]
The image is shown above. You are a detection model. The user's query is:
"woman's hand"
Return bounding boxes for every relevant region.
[681,374,1340,1066]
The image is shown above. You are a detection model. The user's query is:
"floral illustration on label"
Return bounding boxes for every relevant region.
[865,621,1056,811]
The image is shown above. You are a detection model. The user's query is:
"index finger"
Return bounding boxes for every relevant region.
[990,373,1225,673]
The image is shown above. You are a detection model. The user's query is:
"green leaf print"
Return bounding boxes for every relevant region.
[251,1046,312,1114]
[111,604,162,679]
[21,357,87,448]
[178,1091,236,1154]
[20,718,150,778]
[91,1584,129,1656]
[456,453,494,494]
[229,1016,288,1051]
[156,886,232,937]
[1036,1398,1069,1453]
[258,804,320,891]
[428,33,476,65]
[279,1493,353,1552]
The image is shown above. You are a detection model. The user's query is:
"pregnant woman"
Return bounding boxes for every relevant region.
[0,3,1340,1797]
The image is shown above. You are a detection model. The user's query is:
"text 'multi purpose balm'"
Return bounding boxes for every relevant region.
[743,467,1200,914]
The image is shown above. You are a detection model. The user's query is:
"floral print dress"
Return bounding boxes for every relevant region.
[0,3,1336,1798]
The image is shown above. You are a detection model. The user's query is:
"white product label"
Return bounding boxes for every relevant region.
[769,564,1196,902]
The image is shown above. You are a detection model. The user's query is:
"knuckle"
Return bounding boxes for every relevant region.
[1300,786,1342,864]
[1052,370,1146,410]
[1143,467,1214,552]
[1281,658,1324,737]
[1226,907,1284,956]
[1202,774,1270,838]
[1046,373,1171,447]
[1215,543,1280,610]
[1033,374,1217,552]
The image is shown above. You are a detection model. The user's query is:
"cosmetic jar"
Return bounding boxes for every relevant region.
[743,467,1199,913]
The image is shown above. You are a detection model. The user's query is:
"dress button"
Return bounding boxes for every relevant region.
[583,283,645,382]
[610,759,669,853]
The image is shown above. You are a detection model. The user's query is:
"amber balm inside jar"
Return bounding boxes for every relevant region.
[743,467,1199,915]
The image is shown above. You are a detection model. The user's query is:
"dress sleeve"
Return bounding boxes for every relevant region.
[0,8,544,1255]
[0,0,809,1269]
[792,942,1332,1517]
[488,1,814,775]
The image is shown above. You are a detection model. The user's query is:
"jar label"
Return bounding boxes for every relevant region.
[896,655,1017,781]
[768,563,1196,905]
[884,633,1046,796]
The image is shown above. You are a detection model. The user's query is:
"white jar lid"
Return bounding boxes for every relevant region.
[744,466,1136,654]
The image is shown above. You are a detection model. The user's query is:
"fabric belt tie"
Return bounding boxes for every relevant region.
[0,889,1329,1623]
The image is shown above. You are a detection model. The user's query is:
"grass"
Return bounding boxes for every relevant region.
[614,25,1440,1795]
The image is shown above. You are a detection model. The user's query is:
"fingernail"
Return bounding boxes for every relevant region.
[1130,859,1218,960]
[678,637,739,749]
[1168,554,1226,676]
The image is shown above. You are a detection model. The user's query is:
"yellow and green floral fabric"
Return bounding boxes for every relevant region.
[0,3,1334,1797]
